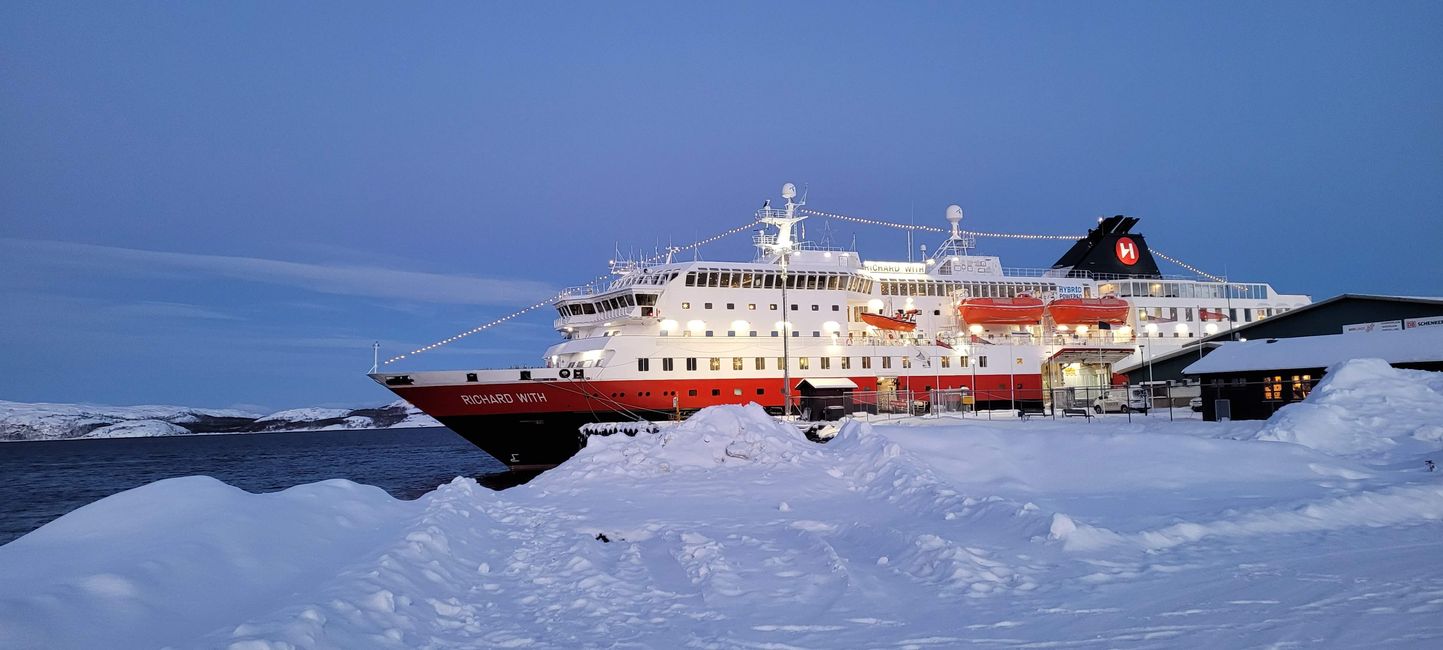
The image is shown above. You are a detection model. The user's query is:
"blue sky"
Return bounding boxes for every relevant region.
[2,1,1440,411]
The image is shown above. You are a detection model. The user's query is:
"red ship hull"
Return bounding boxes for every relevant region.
[380,373,1043,468]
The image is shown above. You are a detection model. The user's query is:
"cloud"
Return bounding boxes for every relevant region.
[103,301,242,321]
[0,238,558,306]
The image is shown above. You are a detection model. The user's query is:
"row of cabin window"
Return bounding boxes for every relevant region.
[637,356,981,372]
[1101,280,1267,300]
[611,387,772,398]
[665,330,825,338]
[684,270,873,292]
[680,302,841,312]
[878,280,1068,298]
[1136,306,1284,324]
[559,293,659,317]
[612,271,680,288]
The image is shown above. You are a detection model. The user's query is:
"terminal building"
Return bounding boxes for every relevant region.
[1164,295,1443,420]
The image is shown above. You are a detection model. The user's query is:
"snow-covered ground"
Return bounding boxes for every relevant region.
[2,359,1441,648]
[0,399,440,441]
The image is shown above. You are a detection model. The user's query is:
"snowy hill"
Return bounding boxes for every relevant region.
[2,376,1442,648]
[0,399,440,441]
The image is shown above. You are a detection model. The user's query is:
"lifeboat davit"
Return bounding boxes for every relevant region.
[860,310,918,332]
[958,294,1045,324]
[1047,296,1130,325]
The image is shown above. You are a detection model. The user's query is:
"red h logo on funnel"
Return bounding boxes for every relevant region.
[1115,237,1139,266]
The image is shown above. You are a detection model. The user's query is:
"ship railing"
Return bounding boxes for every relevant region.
[995,267,1215,283]
[558,285,602,297]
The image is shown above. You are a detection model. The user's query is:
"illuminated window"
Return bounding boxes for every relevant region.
[941,356,951,368]
[798,357,810,370]
[682,302,690,309]
[1264,375,1283,400]
[777,357,787,370]
[861,357,872,369]
[882,357,892,369]
[1290,374,1312,400]
[841,357,851,370]
[821,357,831,370]
[755,357,765,370]
[902,357,912,369]
[732,357,744,371]
[709,358,721,371]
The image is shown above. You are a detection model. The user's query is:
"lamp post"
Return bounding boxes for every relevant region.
[1144,322,1158,392]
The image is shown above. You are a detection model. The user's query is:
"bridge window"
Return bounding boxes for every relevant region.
[663,358,674,371]
[637,358,650,372]
[882,357,892,369]
[862,357,872,369]
[686,358,698,371]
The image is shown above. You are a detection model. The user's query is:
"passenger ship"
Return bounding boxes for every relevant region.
[372,184,1309,468]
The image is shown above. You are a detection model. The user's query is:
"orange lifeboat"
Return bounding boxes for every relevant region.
[859,309,918,332]
[958,294,1045,324]
[1047,296,1130,325]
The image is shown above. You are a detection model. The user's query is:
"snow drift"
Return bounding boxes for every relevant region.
[1254,358,1443,461]
[5,402,1443,648]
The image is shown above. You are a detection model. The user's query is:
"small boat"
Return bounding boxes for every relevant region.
[859,310,918,332]
[1047,296,1130,325]
[958,294,1045,324]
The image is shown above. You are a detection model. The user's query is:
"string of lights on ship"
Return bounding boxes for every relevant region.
[384,210,1231,366]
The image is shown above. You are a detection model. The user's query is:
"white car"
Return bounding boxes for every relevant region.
[1093,387,1152,414]
[1190,397,1203,412]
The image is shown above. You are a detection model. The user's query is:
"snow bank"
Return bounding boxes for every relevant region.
[546,403,817,479]
[0,477,418,649]
[6,405,1443,648]
[1254,358,1443,461]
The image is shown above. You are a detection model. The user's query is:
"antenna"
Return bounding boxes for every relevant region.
[370,341,379,374]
